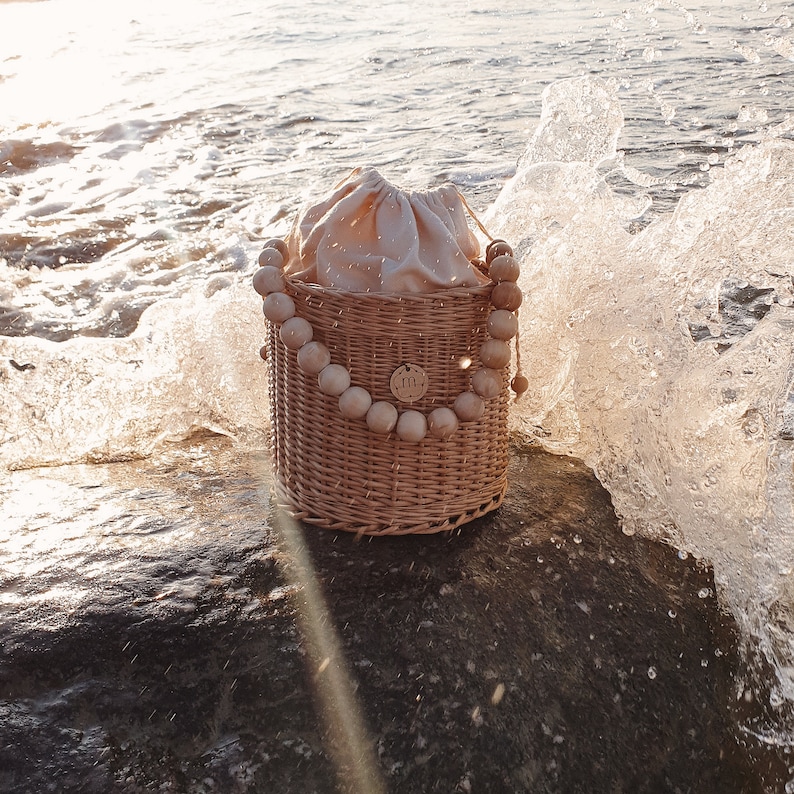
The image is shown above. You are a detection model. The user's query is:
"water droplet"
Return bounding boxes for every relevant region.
[701,659,709,668]
[573,534,583,544]
[677,550,688,560]
[668,609,677,618]
[491,683,505,705]
[537,555,544,564]
[698,587,711,599]
[647,666,657,679]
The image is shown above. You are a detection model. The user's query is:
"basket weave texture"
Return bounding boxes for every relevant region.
[267,279,509,535]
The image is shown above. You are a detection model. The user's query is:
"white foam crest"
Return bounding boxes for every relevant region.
[0,279,269,470]
[487,76,794,741]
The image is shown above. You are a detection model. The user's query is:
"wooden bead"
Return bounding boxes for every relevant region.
[472,368,503,399]
[279,317,313,349]
[491,281,523,311]
[487,309,518,340]
[262,238,289,259]
[486,239,513,263]
[511,374,530,395]
[366,401,399,434]
[479,339,511,369]
[258,247,285,269]
[428,407,459,439]
[297,341,331,374]
[339,386,372,419]
[395,410,428,442]
[259,344,268,361]
[454,391,485,422]
[263,292,296,323]
[318,364,351,396]
[253,265,286,296]
[489,254,520,283]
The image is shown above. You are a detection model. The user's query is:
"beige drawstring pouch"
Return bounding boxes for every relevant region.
[285,167,487,292]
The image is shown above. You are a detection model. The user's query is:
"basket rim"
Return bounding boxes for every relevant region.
[285,277,494,304]
[272,479,507,536]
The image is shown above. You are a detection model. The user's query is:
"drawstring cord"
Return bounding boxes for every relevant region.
[456,189,495,242]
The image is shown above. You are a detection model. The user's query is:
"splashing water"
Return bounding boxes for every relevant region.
[485,75,794,743]
[0,282,269,468]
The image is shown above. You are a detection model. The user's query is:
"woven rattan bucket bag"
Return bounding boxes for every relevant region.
[252,169,526,536]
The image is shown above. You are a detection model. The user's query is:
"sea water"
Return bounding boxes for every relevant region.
[2,0,794,751]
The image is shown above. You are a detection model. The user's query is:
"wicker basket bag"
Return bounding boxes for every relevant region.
[266,280,510,535]
[253,170,524,536]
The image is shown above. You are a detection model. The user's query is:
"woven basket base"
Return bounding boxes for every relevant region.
[272,478,506,536]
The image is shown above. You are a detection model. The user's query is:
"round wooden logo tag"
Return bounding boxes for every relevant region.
[389,363,428,403]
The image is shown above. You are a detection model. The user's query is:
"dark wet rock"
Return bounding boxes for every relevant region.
[0,438,788,792]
